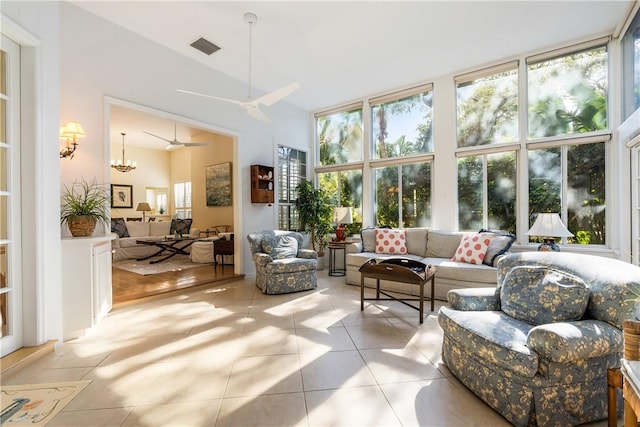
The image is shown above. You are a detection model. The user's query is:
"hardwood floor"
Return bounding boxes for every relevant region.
[112,262,244,305]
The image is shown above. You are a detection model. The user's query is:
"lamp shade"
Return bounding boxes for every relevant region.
[136,202,152,212]
[527,213,574,238]
[60,121,86,139]
[333,207,353,225]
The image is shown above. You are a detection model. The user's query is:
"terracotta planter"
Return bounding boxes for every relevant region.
[67,216,97,237]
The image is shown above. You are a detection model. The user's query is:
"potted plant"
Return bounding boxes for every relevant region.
[60,179,111,237]
[295,180,333,261]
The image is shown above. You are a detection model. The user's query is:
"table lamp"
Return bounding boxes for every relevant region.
[333,207,353,241]
[136,202,152,222]
[526,213,574,251]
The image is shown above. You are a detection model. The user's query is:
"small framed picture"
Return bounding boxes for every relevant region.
[111,184,133,208]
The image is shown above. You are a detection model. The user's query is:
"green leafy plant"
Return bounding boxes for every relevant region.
[60,179,110,236]
[295,180,333,256]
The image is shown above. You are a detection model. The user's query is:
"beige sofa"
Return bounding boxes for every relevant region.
[111,220,200,262]
[345,228,514,300]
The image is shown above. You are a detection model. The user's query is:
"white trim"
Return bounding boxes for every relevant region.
[455,61,519,85]
[526,36,610,64]
[314,101,363,118]
[614,0,640,39]
[369,83,433,106]
[455,143,521,158]
[0,14,40,47]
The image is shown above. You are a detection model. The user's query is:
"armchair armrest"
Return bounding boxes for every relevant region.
[527,319,623,363]
[346,242,363,254]
[447,288,500,311]
[111,232,121,249]
[253,253,273,267]
[297,249,318,260]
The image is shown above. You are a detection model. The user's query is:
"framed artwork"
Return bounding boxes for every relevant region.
[111,184,133,208]
[206,162,232,206]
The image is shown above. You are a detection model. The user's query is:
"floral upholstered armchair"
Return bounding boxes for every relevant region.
[247,230,318,294]
[438,251,640,427]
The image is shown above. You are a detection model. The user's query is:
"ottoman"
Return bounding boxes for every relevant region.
[190,238,216,263]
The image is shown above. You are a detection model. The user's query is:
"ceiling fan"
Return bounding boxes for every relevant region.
[177,12,300,124]
[143,123,212,149]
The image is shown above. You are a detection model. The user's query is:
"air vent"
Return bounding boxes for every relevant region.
[190,37,221,55]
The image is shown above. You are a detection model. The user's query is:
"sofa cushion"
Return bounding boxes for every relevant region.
[375,228,407,255]
[360,227,377,252]
[426,230,464,258]
[170,218,193,235]
[269,235,299,260]
[438,306,538,378]
[111,218,129,238]
[500,265,589,325]
[405,227,428,257]
[479,229,516,267]
[125,221,150,237]
[451,233,492,265]
[149,221,171,236]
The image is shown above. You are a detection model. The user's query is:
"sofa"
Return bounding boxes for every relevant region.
[438,251,640,427]
[345,227,515,300]
[247,230,318,294]
[111,218,200,261]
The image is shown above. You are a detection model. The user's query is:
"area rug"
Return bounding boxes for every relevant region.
[1,380,91,426]
[113,254,204,275]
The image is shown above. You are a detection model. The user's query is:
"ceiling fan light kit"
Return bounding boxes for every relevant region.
[177,12,300,123]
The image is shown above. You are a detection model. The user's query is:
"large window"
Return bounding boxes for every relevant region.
[456,63,518,147]
[622,8,640,120]
[318,169,363,233]
[370,86,433,158]
[317,104,363,165]
[457,152,516,232]
[174,181,191,219]
[527,44,608,138]
[528,142,606,245]
[278,145,307,231]
[374,162,432,228]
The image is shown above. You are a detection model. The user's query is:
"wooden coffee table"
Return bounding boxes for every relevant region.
[359,258,436,324]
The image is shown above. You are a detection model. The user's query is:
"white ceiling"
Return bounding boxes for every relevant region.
[75,0,632,149]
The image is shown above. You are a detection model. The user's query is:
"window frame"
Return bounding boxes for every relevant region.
[278,145,307,231]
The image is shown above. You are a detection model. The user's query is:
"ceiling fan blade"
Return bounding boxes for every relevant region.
[143,130,173,143]
[177,89,244,107]
[246,106,271,123]
[252,82,300,107]
[181,142,211,147]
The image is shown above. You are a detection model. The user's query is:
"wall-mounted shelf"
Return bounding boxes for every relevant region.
[251,164,274,204]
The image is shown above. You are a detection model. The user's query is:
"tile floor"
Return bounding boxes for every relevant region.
[4,271,614,426]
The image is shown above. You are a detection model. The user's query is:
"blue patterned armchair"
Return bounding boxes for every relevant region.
[438,251,640,427]
[247,230,318,294]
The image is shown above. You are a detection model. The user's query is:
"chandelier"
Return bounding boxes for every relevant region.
[111,132,137,173]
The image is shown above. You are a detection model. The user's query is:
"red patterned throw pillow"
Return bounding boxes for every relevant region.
[451,233,493,264]
[375,228,407,255]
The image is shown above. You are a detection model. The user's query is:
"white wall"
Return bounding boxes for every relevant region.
[2,1,63,346]
[59,3,311,274]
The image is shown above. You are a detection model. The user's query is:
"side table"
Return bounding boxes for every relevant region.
[328,242,348,277]
[213,239,234,267]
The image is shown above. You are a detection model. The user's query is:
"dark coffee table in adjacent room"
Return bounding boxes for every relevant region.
[135,237,196,264]
[359,258,436,324]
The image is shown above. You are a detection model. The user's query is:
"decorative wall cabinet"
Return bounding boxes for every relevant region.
[251,164,274,204]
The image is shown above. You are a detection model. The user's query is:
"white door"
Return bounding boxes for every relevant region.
[0,34,23,356]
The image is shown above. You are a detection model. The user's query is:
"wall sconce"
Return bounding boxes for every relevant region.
[59,121,86,159]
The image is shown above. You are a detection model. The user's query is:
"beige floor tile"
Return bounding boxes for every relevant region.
[242,310,296,331]
[239,326,299,356]
[305,385,401,426]
[96,334,183,366]
[293,308,348,329]
[49,407,133,426]
[300,350,377,391]
[216,393,308,427]
[225,354,302,397]
[359,345,446,384]
[381,377,512,426]
[344,320,411,349]
[2,364,92,385]
[121,399,221,426]
[168,328,245,362]
[295,326,356,353]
